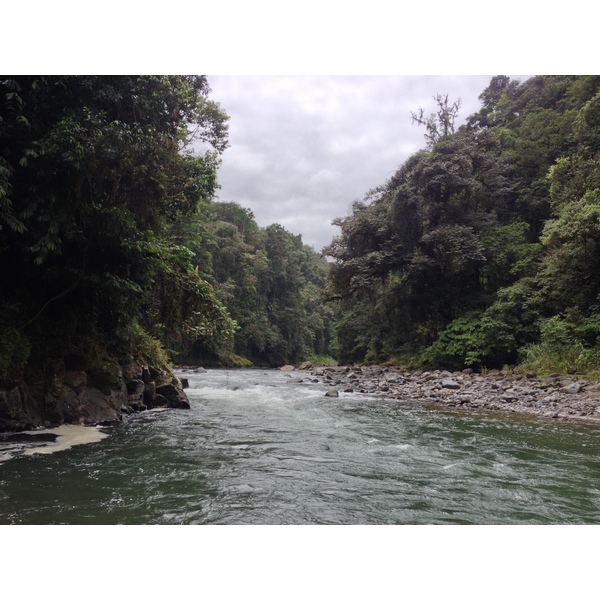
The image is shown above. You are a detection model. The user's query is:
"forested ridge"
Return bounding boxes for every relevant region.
[325,75,600,376]
[2,75,600,429]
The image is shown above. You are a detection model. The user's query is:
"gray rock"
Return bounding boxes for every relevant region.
[302,364,600,426]
[126,378,145,396]
[156,380,190,409]
[64,370,88,392]
[441,379,461,390]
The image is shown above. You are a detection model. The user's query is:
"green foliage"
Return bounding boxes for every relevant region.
[325,117,518,364]
[519,315,589,376]
[128,320,171,369]
[538,189,600,314]
[171,201,333,367]
[326,75,600,374]
[421,312,485,370]
[306,355,338,367]
[0,76,234,381]
[412,94,461,148]
[218,353,253,368]
[481,222,540,289]
[478,278,543,366]
[6,73,600,385]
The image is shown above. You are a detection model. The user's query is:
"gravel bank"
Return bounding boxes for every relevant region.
[292,364,600,426]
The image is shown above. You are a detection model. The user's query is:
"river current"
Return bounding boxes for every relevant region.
[2,368,600,525]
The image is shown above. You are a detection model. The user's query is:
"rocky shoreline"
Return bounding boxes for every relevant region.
[0,359,190,433]
[287,363,600,426]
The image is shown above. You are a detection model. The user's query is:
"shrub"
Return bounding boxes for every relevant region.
[128,320,172,370]
[421,312,485,370]
[519,315,585,375]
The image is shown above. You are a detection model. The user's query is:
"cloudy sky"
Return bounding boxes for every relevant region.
[205,75,523,253]
[9,4,589,254]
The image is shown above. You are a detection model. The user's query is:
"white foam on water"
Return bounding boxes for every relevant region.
[22,424,108,456]
[0,448,19,462]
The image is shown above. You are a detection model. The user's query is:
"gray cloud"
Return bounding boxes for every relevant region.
[206,75,524,253]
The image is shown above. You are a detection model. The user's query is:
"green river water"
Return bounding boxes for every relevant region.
[2,368,600,525]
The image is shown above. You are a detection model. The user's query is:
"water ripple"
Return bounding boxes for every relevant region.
[2,369,600,524]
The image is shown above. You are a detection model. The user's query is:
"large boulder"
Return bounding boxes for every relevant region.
[156,378,190,409]
[441,379,461,390]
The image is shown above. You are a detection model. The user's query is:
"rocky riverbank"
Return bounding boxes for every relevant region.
[0,358,190,433]
[287,363,600,425]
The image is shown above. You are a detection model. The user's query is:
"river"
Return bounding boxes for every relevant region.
[2,368,600,525]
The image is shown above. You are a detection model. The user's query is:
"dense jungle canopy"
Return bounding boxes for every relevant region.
[0,75,331,383]
[1,75,600,383]
[325,75,600,375]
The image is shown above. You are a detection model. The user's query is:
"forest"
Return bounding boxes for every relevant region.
[326,75,600,376]
[1,75,600,396]
[0,75,332,392]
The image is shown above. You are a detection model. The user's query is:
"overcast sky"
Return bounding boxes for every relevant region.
[8,5,589,256]
[206,75,525,253]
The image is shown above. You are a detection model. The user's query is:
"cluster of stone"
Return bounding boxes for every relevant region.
[282,363,600,425]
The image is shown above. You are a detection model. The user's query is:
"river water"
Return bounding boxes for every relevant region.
[2,368,600,525]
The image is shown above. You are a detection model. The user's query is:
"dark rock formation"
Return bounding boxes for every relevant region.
[0,357,190,433]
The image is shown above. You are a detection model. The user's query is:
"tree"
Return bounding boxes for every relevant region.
[0,76,233,378]
[174,201,333,366]
[411,94,462,148]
